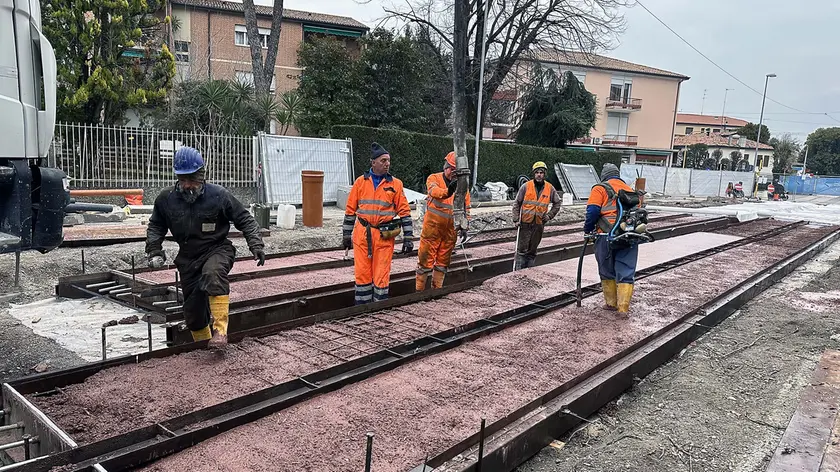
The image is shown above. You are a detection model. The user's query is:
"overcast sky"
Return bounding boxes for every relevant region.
[280,0,840,141]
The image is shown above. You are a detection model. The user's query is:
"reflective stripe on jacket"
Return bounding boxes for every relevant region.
[424,173,471,223]
[587,178,634,233]
[343,171,413,239]
[520,180,554,225]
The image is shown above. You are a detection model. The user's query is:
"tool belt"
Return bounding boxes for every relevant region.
[358,217,402,259]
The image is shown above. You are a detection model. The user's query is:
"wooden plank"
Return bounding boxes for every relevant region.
[767,349,840,472]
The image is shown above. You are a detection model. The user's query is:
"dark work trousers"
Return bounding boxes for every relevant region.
[514,223,545,270]
[594,237,639,283]
[175,244,236,331]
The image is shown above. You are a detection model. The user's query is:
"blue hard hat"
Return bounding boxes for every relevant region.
[173,146,205,175]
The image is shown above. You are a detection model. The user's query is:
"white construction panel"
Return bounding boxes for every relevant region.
[259,135,353,205]
[557,163,600,200]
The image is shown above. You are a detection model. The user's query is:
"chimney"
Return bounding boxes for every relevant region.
[738,136,747,148]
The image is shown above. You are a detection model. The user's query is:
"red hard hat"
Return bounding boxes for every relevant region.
[445,152,456,168]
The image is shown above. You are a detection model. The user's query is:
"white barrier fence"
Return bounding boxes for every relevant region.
[621,164,756,197]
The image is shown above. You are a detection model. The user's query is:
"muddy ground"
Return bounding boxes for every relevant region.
[519,233,840,472]
[0,206,574,383]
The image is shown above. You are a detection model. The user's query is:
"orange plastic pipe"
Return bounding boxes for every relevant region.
[69,189,144,197]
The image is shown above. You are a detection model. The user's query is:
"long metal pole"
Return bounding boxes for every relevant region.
[721,88,733,131]
[471,0,492,189]
[753,75,773,197]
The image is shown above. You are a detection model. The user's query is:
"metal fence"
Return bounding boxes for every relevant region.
[781,174,840,197]
[47,122,257,188]
[621,164,757,197]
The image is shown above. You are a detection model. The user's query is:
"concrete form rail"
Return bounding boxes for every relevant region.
[2,220,814,472]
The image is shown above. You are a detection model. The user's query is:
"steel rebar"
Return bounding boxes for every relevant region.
[22,435,31,460]
[101,326,107,360]
[147,316,153,352]
[14,250,20,287]
[0,423,23,433]
[364,433,374,472]
[81,249,86,274]
[476,417,486,472]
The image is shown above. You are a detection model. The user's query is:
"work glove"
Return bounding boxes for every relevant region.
[401,239,414,254]
[446,179,458,197]
[251,248,266,266]
[148,250,166,268]
[342,236,353,250]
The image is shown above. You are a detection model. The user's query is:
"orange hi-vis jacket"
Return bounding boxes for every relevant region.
[344,172,413,303]
[423,173,472,226]
[519,180,555,225]
[418,173,471,275]
[587,178,635,233]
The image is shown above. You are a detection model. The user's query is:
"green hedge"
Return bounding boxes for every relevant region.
[331,125,622,192]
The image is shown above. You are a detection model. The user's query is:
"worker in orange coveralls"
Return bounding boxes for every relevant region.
[416,152,471,291]
[343,143,414,304]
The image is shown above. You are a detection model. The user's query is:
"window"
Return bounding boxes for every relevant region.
[744,153,750,161]
[235,70,277,93]
[685,127,694,135]
[764,155,771,168]
[541,64,586,84]
[606,112,629,136]
[235,25,270,48]
[712,128,721,134]
[174,40,189,63]
[610,76,632,102]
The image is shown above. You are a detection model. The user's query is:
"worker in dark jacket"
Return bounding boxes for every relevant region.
[146,146,265,348]
[583,163,638,315]
[511,161,562,270]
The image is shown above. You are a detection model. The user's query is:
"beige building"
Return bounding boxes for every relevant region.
[167,0,367,98]
[487,50,689,166]
[675,113,748,136]
[673,134,775,178]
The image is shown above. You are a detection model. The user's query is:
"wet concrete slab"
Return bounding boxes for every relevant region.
[34,230,743,444]
[138,225,837,472]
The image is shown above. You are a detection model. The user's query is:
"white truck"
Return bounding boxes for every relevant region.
[1,0,81,254]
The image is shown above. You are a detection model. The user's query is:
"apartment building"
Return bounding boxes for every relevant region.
[167,0,368,95]
[675,113,748,136]
[487,50,689,166]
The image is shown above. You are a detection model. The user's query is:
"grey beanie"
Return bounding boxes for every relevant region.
[600,163,620,182]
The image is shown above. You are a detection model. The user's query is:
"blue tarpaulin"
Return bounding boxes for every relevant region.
[782,175,840,196]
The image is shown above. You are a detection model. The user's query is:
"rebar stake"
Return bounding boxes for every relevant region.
[101,326,107,360]
[147,315,153,352]
[131,256,137,308]
[476,417,486,472]
[81,249,86,274]
[22,434,31,460]
[14,250,20,287]
[175,271,181,303]
[364,432,374,472]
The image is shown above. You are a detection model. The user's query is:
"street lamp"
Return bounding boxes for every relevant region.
[753,73,776,198]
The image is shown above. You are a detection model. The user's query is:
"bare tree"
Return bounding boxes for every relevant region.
[242,0,284,98]
[384,0,626,129]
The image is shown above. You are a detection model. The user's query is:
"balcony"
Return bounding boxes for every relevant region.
[601,134,639,146]
[605,97,642,112]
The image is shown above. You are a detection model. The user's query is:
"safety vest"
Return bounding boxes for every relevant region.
[425,173,471,223]
[592,179,635,233]
[520,180,554,225]
[347,172,409,228]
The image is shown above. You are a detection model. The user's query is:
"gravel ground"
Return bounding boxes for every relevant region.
[518,226,840,472]
[0,204,569,383]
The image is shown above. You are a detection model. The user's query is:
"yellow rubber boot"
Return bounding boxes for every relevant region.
[191,325,212,342]
[208,295,230,348]
[416,273,429,291]
[601,280,617,310]
[617,283,634,314]
[431,270,445,289]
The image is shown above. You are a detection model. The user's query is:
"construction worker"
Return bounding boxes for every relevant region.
[343,143,414,304]
[146,146,265,348]
[511,161,562,270]
[583,163,638,315]
[416,152,471,291]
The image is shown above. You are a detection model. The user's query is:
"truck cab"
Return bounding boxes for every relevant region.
[0,0,69,253]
